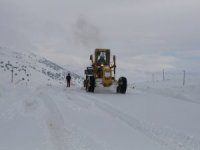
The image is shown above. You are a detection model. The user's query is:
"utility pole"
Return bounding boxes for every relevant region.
[163,69,165,81]
[11,69,14,83]
[183,70,186,86]
[10,65,17,83]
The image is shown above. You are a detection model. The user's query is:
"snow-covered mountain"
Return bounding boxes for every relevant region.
[0,47,200,150]
[0,46,83,86]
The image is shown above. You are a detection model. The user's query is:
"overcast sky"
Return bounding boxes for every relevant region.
[0,0,200,79]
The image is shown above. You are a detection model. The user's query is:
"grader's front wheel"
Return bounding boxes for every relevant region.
[117,77,127,94]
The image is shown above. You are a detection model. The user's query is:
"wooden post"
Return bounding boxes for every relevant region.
[163,69,165,81]
[183,70,186,86]
[11,69,13,83]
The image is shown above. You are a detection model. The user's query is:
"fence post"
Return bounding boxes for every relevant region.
[11,69,14,83]
[163,69,165,81]
[183,70,186,86]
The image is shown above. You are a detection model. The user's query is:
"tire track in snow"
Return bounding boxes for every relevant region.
[35,86,108,150]
[38,92,67,150]
[47,87,109,150]
[75,91,200,150]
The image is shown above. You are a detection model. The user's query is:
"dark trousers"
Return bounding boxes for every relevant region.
[67,81,70,87]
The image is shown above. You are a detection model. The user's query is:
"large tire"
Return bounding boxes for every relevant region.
[89,76,95,92]
[117,77,127,94]
[86,76,95,92]
[85,79,89,91]
[86,80,89,92]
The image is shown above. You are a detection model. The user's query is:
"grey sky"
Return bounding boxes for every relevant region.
[0,0,200,79]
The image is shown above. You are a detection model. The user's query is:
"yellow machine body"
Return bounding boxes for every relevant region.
[84,48,126,93]
[91,48,115,87]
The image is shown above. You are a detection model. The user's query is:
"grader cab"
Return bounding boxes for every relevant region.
[84,48,127,94]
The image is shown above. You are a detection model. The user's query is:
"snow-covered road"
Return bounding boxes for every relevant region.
[1,81,200,150]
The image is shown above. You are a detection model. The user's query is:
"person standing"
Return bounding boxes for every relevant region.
[66,73,71,87]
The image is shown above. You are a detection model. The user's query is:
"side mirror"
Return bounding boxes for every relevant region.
[113,55,116,66]
[113,55,116,74]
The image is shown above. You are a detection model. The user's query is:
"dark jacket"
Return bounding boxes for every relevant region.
[66,74,71,81]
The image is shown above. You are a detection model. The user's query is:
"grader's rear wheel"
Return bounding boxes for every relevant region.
[86,76,95,92]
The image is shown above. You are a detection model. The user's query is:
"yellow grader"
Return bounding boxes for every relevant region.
[84,48,127,94]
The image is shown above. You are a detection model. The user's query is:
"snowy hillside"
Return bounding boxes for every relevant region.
[0,47,83,86]
[0,47,200,150]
